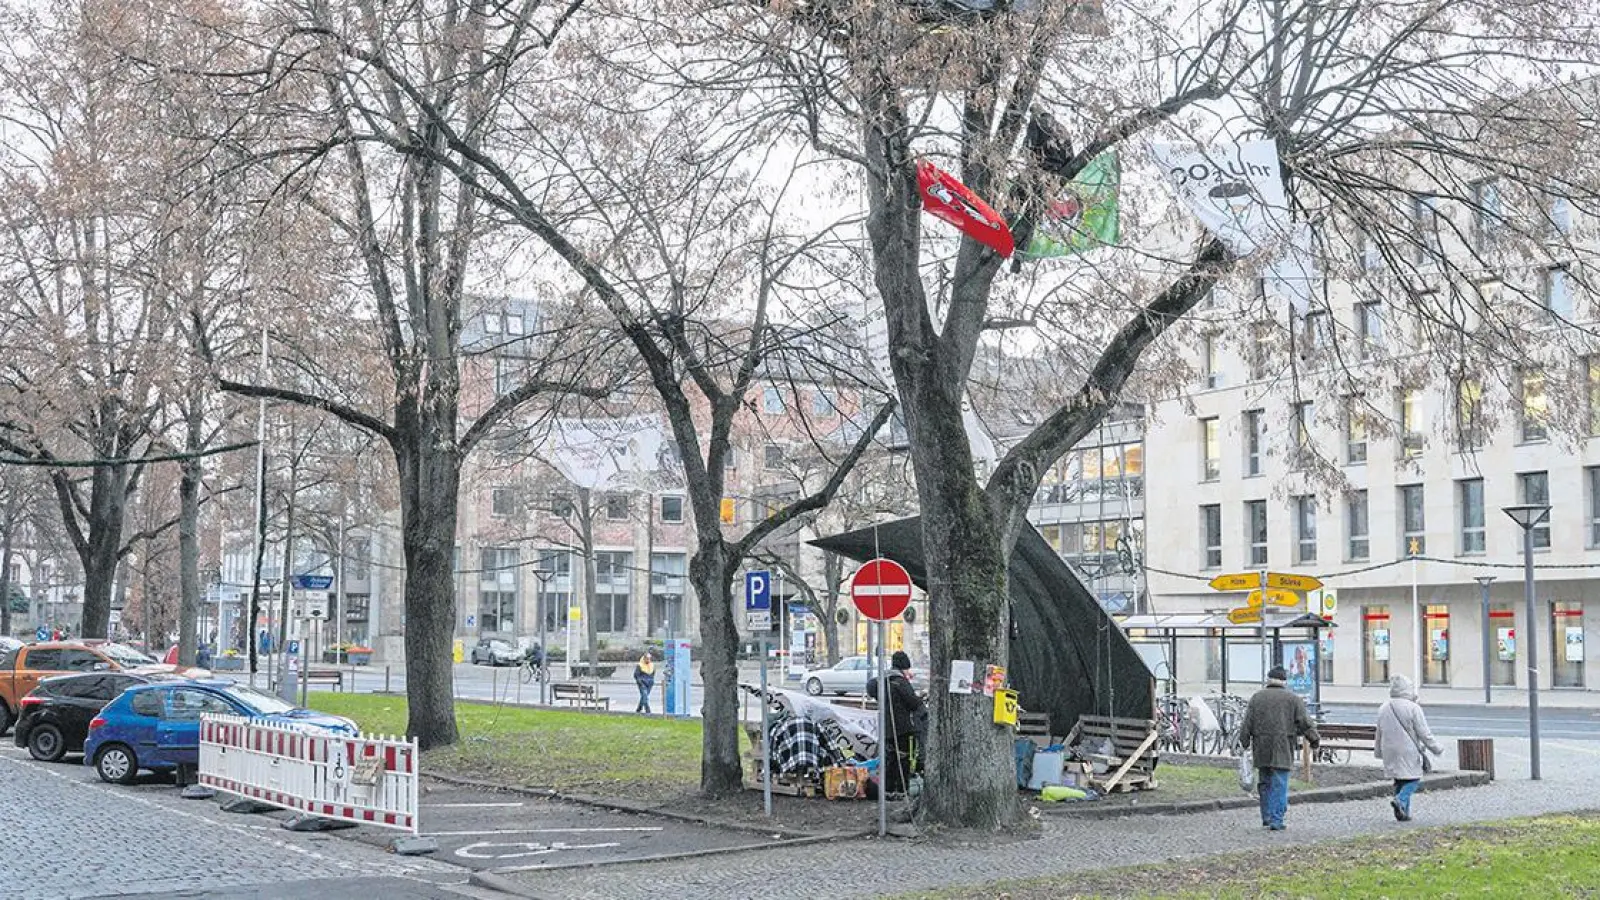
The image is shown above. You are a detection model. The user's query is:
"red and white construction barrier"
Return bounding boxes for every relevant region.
[199,714,419,834]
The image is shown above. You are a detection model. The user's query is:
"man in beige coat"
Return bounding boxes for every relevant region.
[1240,665,1321,831]
[1374,674,1444,821]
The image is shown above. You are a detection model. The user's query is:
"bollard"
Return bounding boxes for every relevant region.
[1458,738,1495,780]
[384,665,391,693]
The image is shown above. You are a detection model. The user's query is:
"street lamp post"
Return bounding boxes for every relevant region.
[1474,575,1495,705]
[1503,503,1550,781]
[531,565,555,705]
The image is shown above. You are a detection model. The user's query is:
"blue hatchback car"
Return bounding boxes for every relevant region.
[84,679,357,784]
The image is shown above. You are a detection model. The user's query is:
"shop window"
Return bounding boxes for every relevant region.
[1423,604,1449,686]
[1318,632,1334,684]
[1362,605,1392,685]
[1553,601,1585,688]
[1490,603,1517,686]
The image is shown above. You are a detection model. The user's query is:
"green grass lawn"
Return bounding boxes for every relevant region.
[900,813,1600,899]
[307,692,702,797]
[1138,764,1313,803]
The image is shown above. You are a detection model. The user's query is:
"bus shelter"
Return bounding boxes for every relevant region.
[1117,611,1334,710]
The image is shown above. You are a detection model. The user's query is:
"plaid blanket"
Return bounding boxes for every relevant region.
[767,716,835,775]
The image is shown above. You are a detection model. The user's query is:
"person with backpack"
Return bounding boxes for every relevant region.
[633,653,656,714]
[1375,674,1444,821]
[866,651,927,798]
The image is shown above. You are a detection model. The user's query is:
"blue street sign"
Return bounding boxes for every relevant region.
[35,626,49,641]
[745,571,770,611]
[292,574,334,591]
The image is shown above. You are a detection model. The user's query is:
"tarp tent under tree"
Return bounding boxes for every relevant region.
[810,517,1154,735]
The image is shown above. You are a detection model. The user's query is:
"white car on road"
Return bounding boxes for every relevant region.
[802,656,923,696]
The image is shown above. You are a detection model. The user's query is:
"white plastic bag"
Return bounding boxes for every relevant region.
[1189,694,1221,734]
[1238,753,1256,795]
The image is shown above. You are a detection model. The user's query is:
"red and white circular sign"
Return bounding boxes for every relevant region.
[851,558,913,621]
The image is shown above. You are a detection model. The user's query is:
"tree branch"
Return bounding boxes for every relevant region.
[218,380,396,442]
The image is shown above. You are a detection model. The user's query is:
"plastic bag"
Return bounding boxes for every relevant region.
[1189,694,1221,734]
[1238,754,1256,794]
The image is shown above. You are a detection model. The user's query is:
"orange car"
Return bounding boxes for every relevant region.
[0,640,206,735]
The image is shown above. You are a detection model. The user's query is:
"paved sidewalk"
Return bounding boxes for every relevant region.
[497,736,1600,900]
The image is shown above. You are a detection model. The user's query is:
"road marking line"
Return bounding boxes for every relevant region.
[429,827,664,836]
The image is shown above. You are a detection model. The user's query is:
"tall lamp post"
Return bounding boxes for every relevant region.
[531,565,555,705]
[1474,575,1495,705]
[1503,503,1550,781]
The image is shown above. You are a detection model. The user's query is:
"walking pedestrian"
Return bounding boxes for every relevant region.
[1239,664,1321,831]
[1374,674,1443,822]
[633,653,656,714]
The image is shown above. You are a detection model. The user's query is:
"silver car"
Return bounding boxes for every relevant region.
[802,656,876,695]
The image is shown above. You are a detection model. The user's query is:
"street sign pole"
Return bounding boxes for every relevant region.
[877,618,887,838]
[1260,569,1269,682]
[760,637,772,817]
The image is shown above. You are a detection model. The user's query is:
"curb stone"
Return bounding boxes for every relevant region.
[1036,770,1491,819]
[469,870,547,898]
[485,830,867,876]
[421,771,830,839]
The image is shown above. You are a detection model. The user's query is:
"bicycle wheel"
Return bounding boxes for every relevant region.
[521,662,536,684]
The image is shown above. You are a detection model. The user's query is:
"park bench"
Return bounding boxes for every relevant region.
[302,667,344,691]
[1064,714,1160,793]
[550,681,611,710]
[1314,722,1377,760]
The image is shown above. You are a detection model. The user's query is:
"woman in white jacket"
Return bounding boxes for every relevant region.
[1374,675,1444,821]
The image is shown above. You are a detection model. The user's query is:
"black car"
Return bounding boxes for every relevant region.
[13,672,165,762]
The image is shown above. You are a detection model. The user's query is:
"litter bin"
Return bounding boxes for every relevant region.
[1457,738,1494,780]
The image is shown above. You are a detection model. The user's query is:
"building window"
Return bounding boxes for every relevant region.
[1244,409,1264,477]
[1553,601,1585,688]
[649,552,688,636]
[1201,418,1220,482]
[1551,193,1573,235]
[763,444,784,469]
[491,488,516,518]
[1291,401,1314,464]
[1201,505,1222,569]
[594,551,633,633]
[1490,602,1517,686]
[762,386,785,414]
[1456,378,1486,450]
[1413,194,1442,261]
[504,313,524,335]
[1248,322,1273,381]
[1589,467,1600,547]
[1362,605,1392,685]
[1519,471,1551,550]
[1400,483,1426,555]
[1245,499,1268,567]
[811,389,836,417]
[1302,310,1332,355]
[1201,334,1222,388]
[1345,405,1368,464]
[1520,371,1549,443]
[1360,231,1383,272]
[1588,357,1600,436]
[483,313,502,334]
[1471,178,1501,248]
[1356,301,1383,359]
[1423,604,1450,686]
[1294,495,1317,564]
[1541,266,1573,321]
[478,546,519,633]
[1398,389,1423,458]
[1347,490,1370,561]
[605,493,630,521]
[660,495,685,523]
[1458,478,1486,555]
[494,357,522,396]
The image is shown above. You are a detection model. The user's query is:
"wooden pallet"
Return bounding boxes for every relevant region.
[1065,715,1160,794]
[1016,710,1053,748]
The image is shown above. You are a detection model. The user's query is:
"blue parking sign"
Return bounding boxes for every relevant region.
[36,625,49,641]
[745,571,770,611]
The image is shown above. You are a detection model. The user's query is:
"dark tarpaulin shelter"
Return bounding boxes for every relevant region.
[810,517,1154,735]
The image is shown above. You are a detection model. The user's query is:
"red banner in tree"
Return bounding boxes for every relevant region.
[915,161,1015,258]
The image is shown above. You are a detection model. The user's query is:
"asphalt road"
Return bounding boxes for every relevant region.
[1321,702,1600,740]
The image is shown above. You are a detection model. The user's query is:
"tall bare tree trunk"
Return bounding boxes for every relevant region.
[394,414,462,750]
[73,463,130,641]
[691,539,742,795]
[0,495,15,637]
[821,551,843,666]
[578,487,600,675]
[177,409,204,665]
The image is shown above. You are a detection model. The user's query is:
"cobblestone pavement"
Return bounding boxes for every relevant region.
[0,748,475,900]
[504,736,1600,900]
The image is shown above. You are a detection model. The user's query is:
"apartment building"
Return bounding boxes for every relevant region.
[1144,173,1600,700]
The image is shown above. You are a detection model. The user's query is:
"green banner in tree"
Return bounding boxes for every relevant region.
[1024,151,1120,258]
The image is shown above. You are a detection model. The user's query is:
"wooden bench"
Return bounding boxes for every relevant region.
[1316,722,1377,753]
[550,681,611,710]
[302,667,343,691]
[1064,715,1160,793]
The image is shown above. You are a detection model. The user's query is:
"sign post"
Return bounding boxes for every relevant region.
[850,558,913,839]
[759,637,772,817]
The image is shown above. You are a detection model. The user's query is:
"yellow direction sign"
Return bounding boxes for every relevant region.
[1228,606,1263,624]
[1208,572,1262,591]
[1265,572,1324,592]
[1247,588,1304,609]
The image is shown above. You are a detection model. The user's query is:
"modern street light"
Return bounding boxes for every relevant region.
[1473,575,1496,705]
[531,565,555,705]
[1503,503,1550,781]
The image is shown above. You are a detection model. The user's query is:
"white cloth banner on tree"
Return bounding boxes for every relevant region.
[548,414,669,490]
[1266,224,1320,318]
[1150,140,1291,257]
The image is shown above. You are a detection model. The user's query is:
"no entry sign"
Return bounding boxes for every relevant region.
[851,558,913,621]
